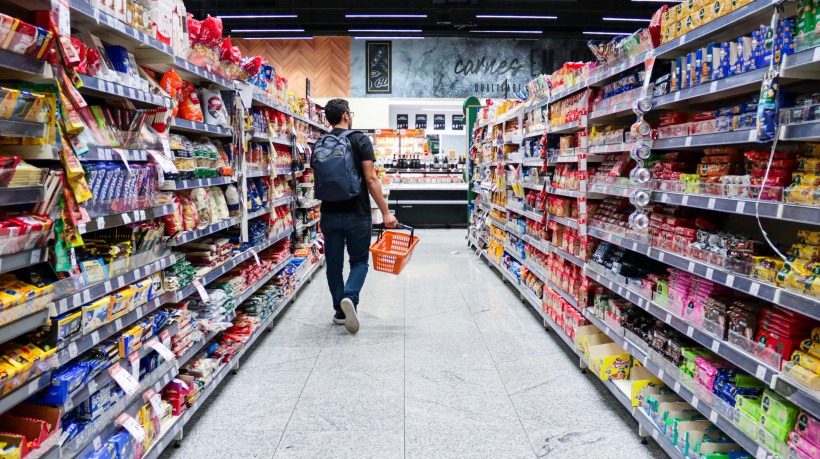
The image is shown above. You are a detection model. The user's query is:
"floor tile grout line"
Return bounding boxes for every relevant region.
[270,277,335,457]
[457,259,540,459]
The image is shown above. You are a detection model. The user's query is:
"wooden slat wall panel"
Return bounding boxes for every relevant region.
[233,37,351,98]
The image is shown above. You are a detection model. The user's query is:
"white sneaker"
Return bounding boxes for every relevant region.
[340,298,359,334]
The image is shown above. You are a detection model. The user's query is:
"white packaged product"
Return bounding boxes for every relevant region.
[200,87,229,127]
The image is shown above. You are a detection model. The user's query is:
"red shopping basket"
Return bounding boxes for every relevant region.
[370,223,419,275]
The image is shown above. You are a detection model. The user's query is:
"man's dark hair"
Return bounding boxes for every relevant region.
[325,98,350,125]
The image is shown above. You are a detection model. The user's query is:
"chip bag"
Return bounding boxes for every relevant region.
[179,82,203,122]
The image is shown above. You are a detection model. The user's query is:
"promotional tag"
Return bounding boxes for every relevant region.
[109,362,141,396]
[250,248,260,265]
[192,279,210,303]
[144,389,163,420]
[160,329,171,348]
[115,413,146,442]
[146,338,175,362]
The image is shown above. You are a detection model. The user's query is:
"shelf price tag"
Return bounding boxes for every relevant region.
[249,248,261,265]
[146,338,175,362]
[115,412,146,442]
[129,351,141,379]
[192,279,210,303]
[144,389,164,420]
[160,329,171,348]
[109,362,141,396]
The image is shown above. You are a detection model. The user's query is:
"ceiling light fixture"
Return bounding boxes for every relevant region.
[469,30,542,34]
[353,36,424,39]
[583,31,631,35]
[475,15,557,19]
[346,14,427,18]
[348,29,422,32]
[243,36,314,40]
[232,28,305,32]
[602,17,651,21]
[217,14,298,19]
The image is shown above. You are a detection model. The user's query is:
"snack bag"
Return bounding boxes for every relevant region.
[241,56,264,77]
[198,16,223,46]
[199,88,228,127]
[160,69,183,117]
[179,82,203,122]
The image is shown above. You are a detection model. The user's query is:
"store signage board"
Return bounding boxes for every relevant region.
[415,114,427,129]
[366,41,391,94]
[452,114,464,130]
[397,114,408,129]
[433,114,446,130]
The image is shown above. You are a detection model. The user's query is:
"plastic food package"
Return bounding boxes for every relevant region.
[224,185,240,217]
[179,82,203,122]
[241,56,264,77]
[187,14,202,45]
[163,195,184,236]
[197,16,223,47]
[178,194,199,231]
[199,88,229,127]
[189,187,211,229]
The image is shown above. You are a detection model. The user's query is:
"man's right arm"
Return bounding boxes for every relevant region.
[362,160,397,228]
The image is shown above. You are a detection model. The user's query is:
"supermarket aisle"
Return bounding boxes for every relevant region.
[161,229,665,458]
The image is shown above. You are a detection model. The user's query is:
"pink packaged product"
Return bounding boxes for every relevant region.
[693,356,731,390]
[795,411,820,446]
[682,297,706,326]
[790,431,820,459]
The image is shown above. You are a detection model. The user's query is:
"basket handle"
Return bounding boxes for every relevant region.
[373,222,414,241]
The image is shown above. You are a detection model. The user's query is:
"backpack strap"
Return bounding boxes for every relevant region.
[339,130,356,138]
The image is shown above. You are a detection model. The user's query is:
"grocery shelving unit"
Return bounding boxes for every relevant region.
[0,0,332,456]
[467,1,820,457]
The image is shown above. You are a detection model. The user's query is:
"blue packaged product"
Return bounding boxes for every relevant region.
[682,53,691,90]
[717,41,733,80]
[736,36,753,75]
[79,388,106,421]
[90,163,110,202]
[112,165,127,200]
[100,164,118,202]
[775,17,795,64]
[756,71,778,142]
[103,45,131,75]
[107,431,132,459]
[694,49,703,86]
[759,26,774,68]
[30,364,87,404]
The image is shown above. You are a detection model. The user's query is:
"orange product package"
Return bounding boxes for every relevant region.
[179,82,203,122]
[160,69,182,116]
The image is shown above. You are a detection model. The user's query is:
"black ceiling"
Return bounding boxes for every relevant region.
[185,0,664,40]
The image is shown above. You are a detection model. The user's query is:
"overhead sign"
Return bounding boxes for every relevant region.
[396,114,408,129]
[433,114,446,130]
[415,114,427,129]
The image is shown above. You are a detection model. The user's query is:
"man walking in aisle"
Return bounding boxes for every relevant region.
[312,98,397,334]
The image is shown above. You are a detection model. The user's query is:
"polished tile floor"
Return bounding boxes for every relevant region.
[162,229,667,458]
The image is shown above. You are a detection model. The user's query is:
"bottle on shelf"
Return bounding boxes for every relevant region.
[391,155,398,169]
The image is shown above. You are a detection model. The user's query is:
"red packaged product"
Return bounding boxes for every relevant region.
[701,155,741,164]
[703,147,741,156]
[659,111,690,126]
[241,56,264,76]
[187,14,201,45]
[749,168,792,178]
[693,111,717,121]
[197,16,223,46]
[85,47,102,76]
[694,217,717,231]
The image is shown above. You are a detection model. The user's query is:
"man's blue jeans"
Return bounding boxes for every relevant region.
[321,212,372,311]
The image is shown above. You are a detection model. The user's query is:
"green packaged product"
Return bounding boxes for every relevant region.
[761,389,799,428]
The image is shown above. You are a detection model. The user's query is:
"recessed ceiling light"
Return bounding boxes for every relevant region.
[353,36,424,39]
[346,14,427,18]
[583,31,631,35]
[475,15,557,19]
[243,36,314,40]
[469,30,542,34]
[602,17,651,22]
[348,29,423,32]
[232,29,305,32]
[217,14,298,19]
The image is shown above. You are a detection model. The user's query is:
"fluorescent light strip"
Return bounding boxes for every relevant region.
[348,29,422,32]
[217,14,297,19]
[469,30,542,34]
[353,36,424,40]
[243,36,314,40]
[346,14,427,18]
[232,28,305,32]
[583,31,631,35]
[602,17,651,21]
[476,15,557,19]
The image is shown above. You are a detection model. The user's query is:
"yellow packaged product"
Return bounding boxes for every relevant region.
[82,297,112,333]
[686,0,702,11]
[752,257,783,283]
[677,2,691,20]
[783,361,820,390]
[800,339,820,358]
[690,11,703,29]
[792,350,820,374]
[109,288,136,318]
[0,88,19,119]
[735,0,752,7]
[118,325,144,358]
[805,275,820,298]
[792,244,820,261]
[799,157,820,174]
[792,173,820,186]
[783,185,818,205]
[663,7,677,26]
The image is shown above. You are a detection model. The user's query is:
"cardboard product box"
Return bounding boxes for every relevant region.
[588,342,631,380]
[736,36,753,75]
[0,434,23,459]
[574,324,602,352]
[650,401,693,425]
[629,366,664,406]
[581,333,614,360]
[717,41,736,79]
[0,403,61,452]
[640,387,679,412]
[662,409,705,438]
[670,419,714,449]
[663,7,678,26]
[695,441,748,458]
[680,425,729,456]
